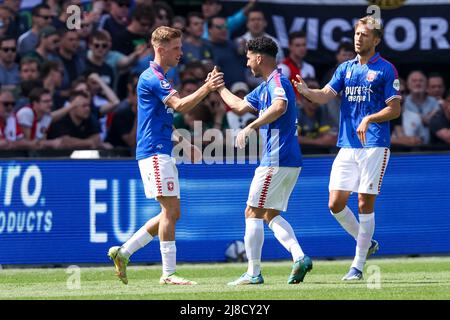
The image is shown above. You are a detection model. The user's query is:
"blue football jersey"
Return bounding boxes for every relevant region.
[136,61,178,160]
[327,52,401,148]
[244,68,302,167]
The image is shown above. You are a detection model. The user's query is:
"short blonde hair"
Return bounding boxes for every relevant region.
[355,16,383,39]
[151,26,182,48]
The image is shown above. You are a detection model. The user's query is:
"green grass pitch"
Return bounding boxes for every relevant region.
[1,257,449,300]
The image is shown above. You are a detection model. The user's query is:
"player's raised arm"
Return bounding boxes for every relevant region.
[209,67,257,115]
[165,71,224,113]
[217,85,257,116]
[293,74,336,105]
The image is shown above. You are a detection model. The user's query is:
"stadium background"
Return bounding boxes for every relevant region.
[1,0,450,266]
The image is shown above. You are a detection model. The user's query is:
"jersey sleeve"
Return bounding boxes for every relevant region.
[384,64,401,104]
[268,77,288,104]
[326,62,347,95]
[149,76,178,105]
[244,87,260,112]
[16,107,34,127]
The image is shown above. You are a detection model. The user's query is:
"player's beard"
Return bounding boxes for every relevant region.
[355,46,369,56]
[251,67,261,78]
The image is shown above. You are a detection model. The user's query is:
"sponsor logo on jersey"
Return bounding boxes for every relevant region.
[345,85,373,102]
[273,87,286,96]
[160,80,171,89]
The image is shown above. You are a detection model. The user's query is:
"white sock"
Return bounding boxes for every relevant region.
[120,225,153,258]
[268,215,304,262]
[331,206,359,240]
[351,213,375,271]
[244,218,264,277]
[160,241,176,277]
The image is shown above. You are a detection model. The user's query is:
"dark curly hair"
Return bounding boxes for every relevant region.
[246,36,278,58]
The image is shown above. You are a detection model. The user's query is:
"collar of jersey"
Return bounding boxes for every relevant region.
[150,61,165,75]
[354,52,380,65]
[266,68,282,84]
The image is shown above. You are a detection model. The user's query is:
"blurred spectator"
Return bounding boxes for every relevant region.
[44,0,60,17]
[84,71,120,141]
[89,0,110,26]
[10,57,41,110]
[0,5,14,37]
[180,60,209,83]
[3,0,29,39]
[430,90,450,145]
[86,30,115,88]
[235,8,283,63]
[427,72,446,107]
[322,41,356,131]
[226,82,256,130]
[321,41,355,87]
[404,71,439,128]
[98,0,130,38]
[76,17,95,52]
[201,0,256,40]
[12,79,42,111]
[153,1,174,28]
[57,28,86,92]
[205,90,228,131]
[89,31,145,91]
[173,78,202,131]
[106,73,138,149]
[0,35,19,89]
[47,90,112,150]
[19,56,40,82]
[16,87,74,144]
[173,78,227,144]
[235,7,284,88]
[0,90,21,148]
[113,3,155,98]
[207,15,246,86]
[18,4,53,56]
[112,3,154,55]
[296,78,337,149]
[26,26,61,64]
[391,78,427,147]
[279,31,316,87]
[181,12,214,65]
[172,15,186,31]
[41,60,65,110]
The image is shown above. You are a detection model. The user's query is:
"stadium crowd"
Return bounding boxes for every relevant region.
[0,0,449,157]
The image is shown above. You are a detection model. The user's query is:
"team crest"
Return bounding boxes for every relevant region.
[167,181,174,191]
[367,71,377,82]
